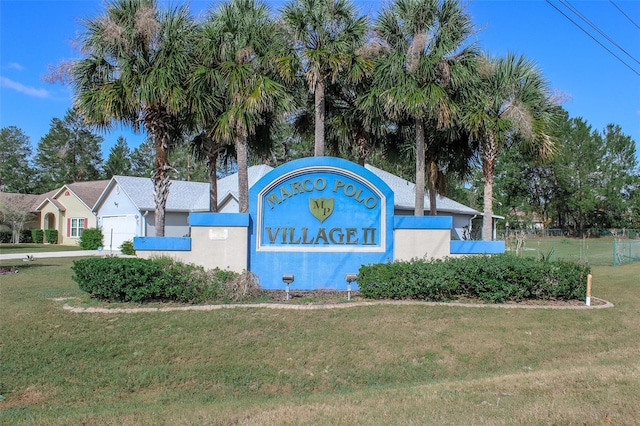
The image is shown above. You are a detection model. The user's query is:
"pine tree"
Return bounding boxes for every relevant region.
[130,139,155,178]
[33,109,104,192]
[104,136,132,178]
[0,126,35,193]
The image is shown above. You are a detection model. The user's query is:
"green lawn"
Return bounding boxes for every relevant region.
[1,257,639,425]
[508,236,634,267]
[0,243,83,254]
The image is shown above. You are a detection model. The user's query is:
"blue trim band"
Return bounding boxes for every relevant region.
[189,212,250,227]
[450,240,505,254]
[134,237,192,251]
[394,216,452,229]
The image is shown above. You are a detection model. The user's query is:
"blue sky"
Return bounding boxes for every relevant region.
[1,0,639,164]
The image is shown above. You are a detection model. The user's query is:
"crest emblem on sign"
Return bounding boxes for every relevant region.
[309,197,334,222]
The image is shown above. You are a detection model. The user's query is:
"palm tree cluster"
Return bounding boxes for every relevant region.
[71,0,559,239]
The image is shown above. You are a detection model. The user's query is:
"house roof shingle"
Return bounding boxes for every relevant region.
[65,180,111,209]
[0,192,42,211]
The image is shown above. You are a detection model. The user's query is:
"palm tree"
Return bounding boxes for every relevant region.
[372,0,478,216]
[292,46,383,165]
[189,133,232,212]
[281,0,367,157]
[196,0,290,213]
[72,0,195,236]
[464,53,558,240]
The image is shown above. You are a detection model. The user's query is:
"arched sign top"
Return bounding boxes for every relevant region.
[249,157,395,288]
[251,157,393,198]
[250,158,394,253]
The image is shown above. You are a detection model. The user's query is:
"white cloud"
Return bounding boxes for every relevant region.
[8,62,24,71]
[0,76,49,98]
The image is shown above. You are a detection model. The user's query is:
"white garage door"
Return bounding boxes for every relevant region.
[101,215,137,251]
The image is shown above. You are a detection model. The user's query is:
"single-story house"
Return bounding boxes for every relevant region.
[93,176,210,250]
[1,181,109,244]
[35,181,109,245]
[93,163,485,250]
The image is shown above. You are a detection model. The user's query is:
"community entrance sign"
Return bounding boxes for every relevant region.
[249,157,394,289]
[134,157,505,291]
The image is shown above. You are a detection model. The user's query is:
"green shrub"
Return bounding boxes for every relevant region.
[44,229,58,244]
[79,228,103,250]
[119,240,136,255]
[31,229,44,244]
[1,230,35,243]
[72,257,240,304]
[20,230,33,243]
[358,254,589,303]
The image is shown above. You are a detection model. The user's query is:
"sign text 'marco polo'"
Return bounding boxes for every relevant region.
[259,173,382,249]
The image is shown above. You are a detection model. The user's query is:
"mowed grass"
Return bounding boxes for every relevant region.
[511,237,622,266]
[1,257,639,425]
[0,243,83,254]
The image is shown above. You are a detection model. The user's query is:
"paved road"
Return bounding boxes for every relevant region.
[0,250,122,260]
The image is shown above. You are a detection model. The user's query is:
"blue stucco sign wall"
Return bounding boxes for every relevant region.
[249,157,394,290]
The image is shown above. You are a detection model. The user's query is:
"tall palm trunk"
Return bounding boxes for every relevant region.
[481,133,498,240]
[235,133,249,213]
[356,130,368,166]
[207,151,219,212]
[146,105,174,237]
[414,118,425,216]
[314,79,325,156]
[152,141,171,237]
[427,159,438,216]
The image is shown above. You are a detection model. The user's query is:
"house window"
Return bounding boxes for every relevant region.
[70,218,86,237]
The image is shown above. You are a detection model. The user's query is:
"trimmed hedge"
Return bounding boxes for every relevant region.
[79,228,103,250]
[2,230,34,243]
[72,257,239,304]
[21,230,33,243]
[357,254,589,303]
[0,231,11,243]
[31,229,44,244]
[45,229,58,244]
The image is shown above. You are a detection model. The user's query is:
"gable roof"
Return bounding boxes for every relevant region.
[36,180,109,211]
[66,181,110,209]
[93,162,481,216]
[0,192,42,212]
[96,176,212,212]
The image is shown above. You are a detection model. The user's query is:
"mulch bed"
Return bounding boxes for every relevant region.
[0,266,18,275]
[262,290,361,303]
[259,290,598,306]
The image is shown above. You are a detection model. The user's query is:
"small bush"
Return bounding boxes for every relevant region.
[73,257,240,304]
[0,231,11,243]
[2,230,34,243]
[358,254,589,303]
[44,229,58,244]
[20,230,33,243]
[221,271,262,302]
[31,229,44,244]
[119,240,136,255]
[79,228,103,250]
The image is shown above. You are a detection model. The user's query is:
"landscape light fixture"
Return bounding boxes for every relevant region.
[282,274,294,300]
[345,273,357,300]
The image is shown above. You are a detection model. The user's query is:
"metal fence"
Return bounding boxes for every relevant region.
[614,239,640,266]
[498,228,640,239]
[504,237,640,267]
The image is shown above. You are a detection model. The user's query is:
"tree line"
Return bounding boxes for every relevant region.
[0,110,236,195]
[2,0,639,239]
